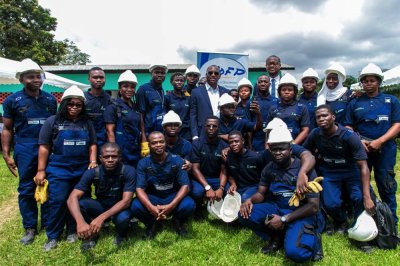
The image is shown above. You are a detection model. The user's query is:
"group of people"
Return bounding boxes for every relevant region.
[1,55,399,263]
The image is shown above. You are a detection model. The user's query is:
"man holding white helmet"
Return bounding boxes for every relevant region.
[267,73,310,144]
[183,64,201,95]
[239,126,322,262]
[299,68,319,130]
[344,63,400,225]
[304,104,375,251]
[2,59,57,245]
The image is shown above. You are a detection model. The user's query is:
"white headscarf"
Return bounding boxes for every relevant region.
[317,71,348,106]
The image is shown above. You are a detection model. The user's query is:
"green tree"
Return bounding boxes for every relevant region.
[0,0,90,65]
[59,39,91,65]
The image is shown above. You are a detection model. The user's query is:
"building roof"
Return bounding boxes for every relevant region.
[42,62,294,73]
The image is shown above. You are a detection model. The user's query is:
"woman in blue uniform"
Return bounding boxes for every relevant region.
[105,70,146,167]
[317,63,352,124]
[345,63,400,224]
[267,73,310,145]
[35,85,97,251]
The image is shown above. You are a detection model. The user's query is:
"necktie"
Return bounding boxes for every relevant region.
[271,78,276,98]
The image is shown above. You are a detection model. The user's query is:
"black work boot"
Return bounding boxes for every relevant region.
[173,217,188,237]
[312,233,324,261]
[144,222,161,239]
[261,238,282,255]
[20,228,37,245]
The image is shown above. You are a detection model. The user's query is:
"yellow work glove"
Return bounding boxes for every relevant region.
[140,142,150,157]
[306,176,324,193]
[34,179,48,204]
[288,192,305,207]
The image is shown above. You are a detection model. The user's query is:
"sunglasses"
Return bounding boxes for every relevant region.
[67,102,83,108]
[207,71,220,76]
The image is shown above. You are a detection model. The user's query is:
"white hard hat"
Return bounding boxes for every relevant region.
[218,93,237,107]
[237,78,253,90]
[162,110,182,126]
[348,211,378,242]
[267,126,293,143]
[207,199,224,219]
[325,63,346,81]
[359,63,384,82]
[61,85,85,102]
[264,118,288,132]
[278,73,298,89]
[118,70,138,84]
[149,63,168,73]
[220,192,241,223]
[301,68,319,82]
[184,65,200,76]
[16,59,44,79]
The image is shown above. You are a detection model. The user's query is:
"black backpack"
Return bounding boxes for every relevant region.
[373,200,399,249]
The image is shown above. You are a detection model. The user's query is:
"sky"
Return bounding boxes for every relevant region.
[39,0,400,78]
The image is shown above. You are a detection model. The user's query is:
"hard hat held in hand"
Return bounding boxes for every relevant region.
[348,210,378,242]
[220,191,241,223]
[118,70,138,84]
[264,118,288,132]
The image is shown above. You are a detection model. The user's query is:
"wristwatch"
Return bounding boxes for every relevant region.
[280,215,288,223]
[204,184,211,191]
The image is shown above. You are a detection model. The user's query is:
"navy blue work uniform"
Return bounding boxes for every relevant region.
[165,92,191,141]
[267,101,310,141]
[75,164,136,237]
[239,158,321,263]
[84,90,112,151]
[38,115,97,240]
[326,90,352,125]
[247,95,277,151]
[219,117,255,136]
[136,80,166,134]
[166,137,192,160]
[2,89,57,230]
[190,137,228,200]
[298,92,317,130]
[131,153,195,228]
[303,125,367,224]
[226,150,264,201]
[234,102,251,120]
[104,98,142,167]
[344,93,400,222]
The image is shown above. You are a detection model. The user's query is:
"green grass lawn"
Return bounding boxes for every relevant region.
[0,154,399,265]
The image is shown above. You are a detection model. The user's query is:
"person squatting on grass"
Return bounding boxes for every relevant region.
[2,62,399,260]
[67,143,136,251]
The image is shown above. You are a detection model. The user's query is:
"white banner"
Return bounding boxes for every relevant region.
[197,51,248,90]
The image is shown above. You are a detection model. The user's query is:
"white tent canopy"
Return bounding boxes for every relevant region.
[0,57,89,90]
[383,65,400,86]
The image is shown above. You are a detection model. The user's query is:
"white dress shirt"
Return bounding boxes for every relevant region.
[206,83,220,117]
[269,76,280,98]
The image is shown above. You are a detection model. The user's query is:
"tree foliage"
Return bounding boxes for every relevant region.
[0,0,90,65]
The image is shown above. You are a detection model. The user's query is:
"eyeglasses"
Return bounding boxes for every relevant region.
[207,71,220,76]
[67,102,83,108]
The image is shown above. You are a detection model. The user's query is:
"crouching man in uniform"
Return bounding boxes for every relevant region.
[239,126,323,263]
[131,132,195,238]
[67,143,136,251]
